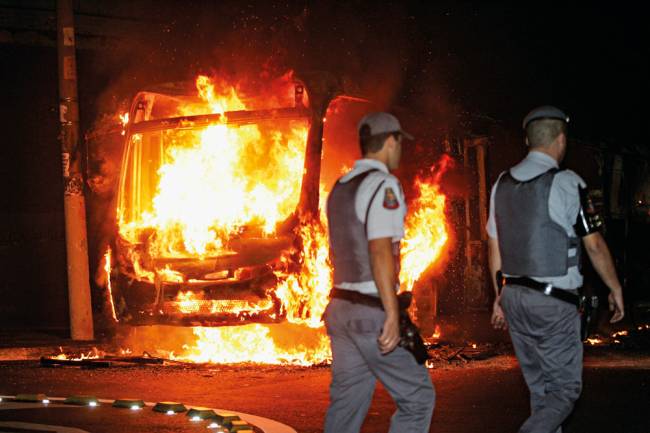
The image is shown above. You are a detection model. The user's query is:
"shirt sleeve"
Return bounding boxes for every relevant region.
[362,176,407,241]
[551,169,587,229]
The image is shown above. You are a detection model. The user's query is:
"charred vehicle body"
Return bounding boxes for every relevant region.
[109,75,345,326]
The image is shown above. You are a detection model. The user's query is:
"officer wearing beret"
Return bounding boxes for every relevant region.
[487,106,625,433]
[323,112,435,433]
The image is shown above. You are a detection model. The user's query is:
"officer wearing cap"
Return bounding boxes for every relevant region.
[323,112,435,433]
[487,106,625,433]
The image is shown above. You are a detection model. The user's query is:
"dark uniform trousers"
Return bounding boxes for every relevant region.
[323,298,435,433]
[501,285,583,433]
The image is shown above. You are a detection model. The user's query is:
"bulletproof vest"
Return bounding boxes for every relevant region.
[495,169,581,277]
[327,169,384,285]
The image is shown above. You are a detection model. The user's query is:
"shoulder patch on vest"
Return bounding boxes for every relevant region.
[383,187,399,209]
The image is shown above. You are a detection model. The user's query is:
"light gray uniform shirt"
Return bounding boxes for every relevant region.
[335,158,407,295]
[486,151,586,290]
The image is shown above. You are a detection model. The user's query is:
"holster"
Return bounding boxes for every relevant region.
[329,288,430,364]
[579,294,599,341]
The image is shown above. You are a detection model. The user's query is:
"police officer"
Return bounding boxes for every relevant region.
[323,112,435,433]
[487,106,625,433]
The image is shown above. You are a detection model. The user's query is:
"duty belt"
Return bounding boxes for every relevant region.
[499,273,580,308]
[329,287,411,310]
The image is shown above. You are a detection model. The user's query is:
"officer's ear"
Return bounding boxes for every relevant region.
[381,135,393,152]
[384,133,400,151]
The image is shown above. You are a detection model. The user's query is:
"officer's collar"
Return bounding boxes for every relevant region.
[355,158,390,173]
[527,151,559,169]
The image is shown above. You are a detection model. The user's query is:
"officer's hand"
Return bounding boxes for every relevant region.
[378,316,400,354]
[608,290,625,323]
[491,299,508,330]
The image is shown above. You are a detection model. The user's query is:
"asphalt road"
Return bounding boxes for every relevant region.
[1,351,649,433]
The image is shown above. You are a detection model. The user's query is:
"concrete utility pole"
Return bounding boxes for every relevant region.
[57,0,94,340]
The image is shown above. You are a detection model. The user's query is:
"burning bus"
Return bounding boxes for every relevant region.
[110,74,325,327]
[94,72,451,364]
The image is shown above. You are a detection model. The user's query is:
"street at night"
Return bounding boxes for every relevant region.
[1,1,649,432]
[1,347,649,433]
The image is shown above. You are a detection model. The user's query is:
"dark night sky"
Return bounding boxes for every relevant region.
[402,3,649,145]
[0,1,647,145]
[117,1,648,146]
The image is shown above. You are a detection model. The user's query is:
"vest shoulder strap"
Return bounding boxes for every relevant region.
[332,168,385,236]
[503,167,562,184]
[364,179,387,236]
[335,168,379,186]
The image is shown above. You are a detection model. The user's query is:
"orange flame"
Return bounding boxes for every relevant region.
[119,112,129,136]
[400,155,453,291]
[53,347,102,361]
[103,247,118,322]
[274,218,332,328]
[117,74,308,262]
[177,324,330,366]
[113,74,452,365]
[172,291,275,317]
[174,217,333,365]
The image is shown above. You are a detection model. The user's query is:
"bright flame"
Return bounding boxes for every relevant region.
[172,291,275,316]
[177,324,330,366]
[274,218,332,328]
[103,247,118,322]
[431,325,442,339]
[119,112,129,136]
[400,155,453,291]
[174,217,333,365]
[52,347,102,361]
[112,74,452,365]
[118,74,308,263]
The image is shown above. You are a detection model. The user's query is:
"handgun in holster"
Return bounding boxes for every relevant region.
[579,294,599,341]
[396,292,430,365]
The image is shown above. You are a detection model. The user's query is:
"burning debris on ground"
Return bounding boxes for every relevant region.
[35,329,510,371]
[585,324,650,350]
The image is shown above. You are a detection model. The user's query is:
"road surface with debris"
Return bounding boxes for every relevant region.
[0,348,648,433]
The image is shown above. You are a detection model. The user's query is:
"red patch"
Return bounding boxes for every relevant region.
[383,187,399,209]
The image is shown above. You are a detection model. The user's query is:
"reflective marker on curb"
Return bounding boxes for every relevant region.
[15,394,47,402]
[153,402,187,414]
[113,399,145,410]
[187,408,217,420]
[228,419,253,432]
[64,396,99,406]
[213,411,240,425]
